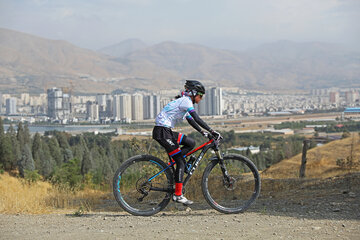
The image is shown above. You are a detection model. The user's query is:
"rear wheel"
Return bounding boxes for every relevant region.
[202,154,261,214]
[113,155,174,216]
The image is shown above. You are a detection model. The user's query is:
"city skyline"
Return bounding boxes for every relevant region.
[0,87,359,125]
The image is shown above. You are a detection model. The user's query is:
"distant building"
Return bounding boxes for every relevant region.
[20,93,30,105]
[329,92,340,104]
[112,95,121,121]
[120,94,132,120]
[86,101,99,122]
[344,107,360,116]
[143,95,160,119]
[231,146,260,154]
[132,94,143,120]
[97,94,112,120]
[345,91,358,104]
[196,87,223,116]
[6,98,17,115]
[47,87,71,121]
[113,94,132,121]
[105,98,113,118]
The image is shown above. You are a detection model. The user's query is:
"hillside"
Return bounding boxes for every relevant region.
[262,133,360,179]
[98,39,148,58]
[1,28,360,93]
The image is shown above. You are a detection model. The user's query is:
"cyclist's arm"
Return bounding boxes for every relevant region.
[186,115,202,132]
[188,110,213,132]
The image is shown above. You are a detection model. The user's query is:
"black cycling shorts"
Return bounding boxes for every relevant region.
[152,126,194,158]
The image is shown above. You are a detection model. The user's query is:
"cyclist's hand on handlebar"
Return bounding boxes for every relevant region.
[210,130,221,139]
[200,130,209,138]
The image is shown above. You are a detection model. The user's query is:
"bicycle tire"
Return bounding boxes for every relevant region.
[113,155,174,216]
[202,154,261,214]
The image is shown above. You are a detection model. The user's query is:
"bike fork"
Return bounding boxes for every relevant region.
[215,150,231,183]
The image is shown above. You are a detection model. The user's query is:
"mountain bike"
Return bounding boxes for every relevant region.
[113,134,261,216]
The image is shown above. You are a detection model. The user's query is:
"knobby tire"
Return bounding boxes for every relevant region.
[201,154,261,214]
[113,155,174,216]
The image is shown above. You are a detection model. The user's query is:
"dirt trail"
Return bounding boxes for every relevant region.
[1,208,359,240]
[1,192,360,239]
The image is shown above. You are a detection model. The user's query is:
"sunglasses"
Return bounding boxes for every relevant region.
[197,93,204,98]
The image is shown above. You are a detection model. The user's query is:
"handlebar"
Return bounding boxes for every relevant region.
[206,132,223,143]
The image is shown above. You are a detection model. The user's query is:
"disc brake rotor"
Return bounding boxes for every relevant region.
[223,177,237,191]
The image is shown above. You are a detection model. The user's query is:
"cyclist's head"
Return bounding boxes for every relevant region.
[184,80,205,97]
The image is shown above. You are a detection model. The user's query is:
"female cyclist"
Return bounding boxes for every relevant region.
[152,80,220,205]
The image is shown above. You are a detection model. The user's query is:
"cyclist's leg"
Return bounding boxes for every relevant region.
[174,132,196,157]
[153,127,193,204]
[153,127,185,179]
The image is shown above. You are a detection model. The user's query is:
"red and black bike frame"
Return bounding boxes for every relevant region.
[148,136,230,193]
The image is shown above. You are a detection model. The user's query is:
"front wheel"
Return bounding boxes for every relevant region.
[113,155,174,216]
[202,154,261,214]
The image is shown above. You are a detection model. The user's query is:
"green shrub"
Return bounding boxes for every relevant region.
[24,169,41,184]
[51,158,83,191]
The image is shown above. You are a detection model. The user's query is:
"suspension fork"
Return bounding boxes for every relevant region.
[215,150,231,183]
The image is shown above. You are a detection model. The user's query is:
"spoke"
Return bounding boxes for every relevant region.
[113,157,173,215]
[203,155,260,213]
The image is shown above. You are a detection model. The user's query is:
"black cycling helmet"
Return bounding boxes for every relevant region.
[184,80,205,95]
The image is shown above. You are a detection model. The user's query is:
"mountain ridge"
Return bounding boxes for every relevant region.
[0,28,359,94]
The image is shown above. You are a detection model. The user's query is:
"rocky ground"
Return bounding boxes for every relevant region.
[1,174,359,240]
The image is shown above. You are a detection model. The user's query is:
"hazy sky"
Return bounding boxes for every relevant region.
[0,0,359,51]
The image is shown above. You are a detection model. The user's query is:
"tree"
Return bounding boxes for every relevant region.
[23,124,31,146]
[47,137,63,166]
[39,140,56,177]
[51,158,82,191]
[55,132,73,163]
[18,144,35,177]
[32,133,42,170]
[16,122,31,151]
[81,149,93,175]
[7,124,21,169]
[0,117,4,138]
[0,134,15,171]
[32,133,56,177]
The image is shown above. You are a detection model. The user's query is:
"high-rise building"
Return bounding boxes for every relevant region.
[120,94,132,120]
[132,94,143,120]
[195,87,223,116]
[47,87,71,121]
[6,98,17,115]
[105,98,113,118]
[47,88,63,119]
[345,90,358,105]
[211,87,223,115]
[86,101,99,122]
[113,94,132,121]
[112,95,121,121]
[21,93,30,105]
[97,94,111,119]
[62,93,72,120]
[143,95,160,119]
[96,94,107,111]
[329,92,340,104]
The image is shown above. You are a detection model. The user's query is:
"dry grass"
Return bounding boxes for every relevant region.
[262,133,360,179]
[0,172,107,214]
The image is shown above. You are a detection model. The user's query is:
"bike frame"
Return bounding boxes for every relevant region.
[147,137,229,193]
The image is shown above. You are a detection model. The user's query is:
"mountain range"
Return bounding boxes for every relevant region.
[0,28,359,94]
